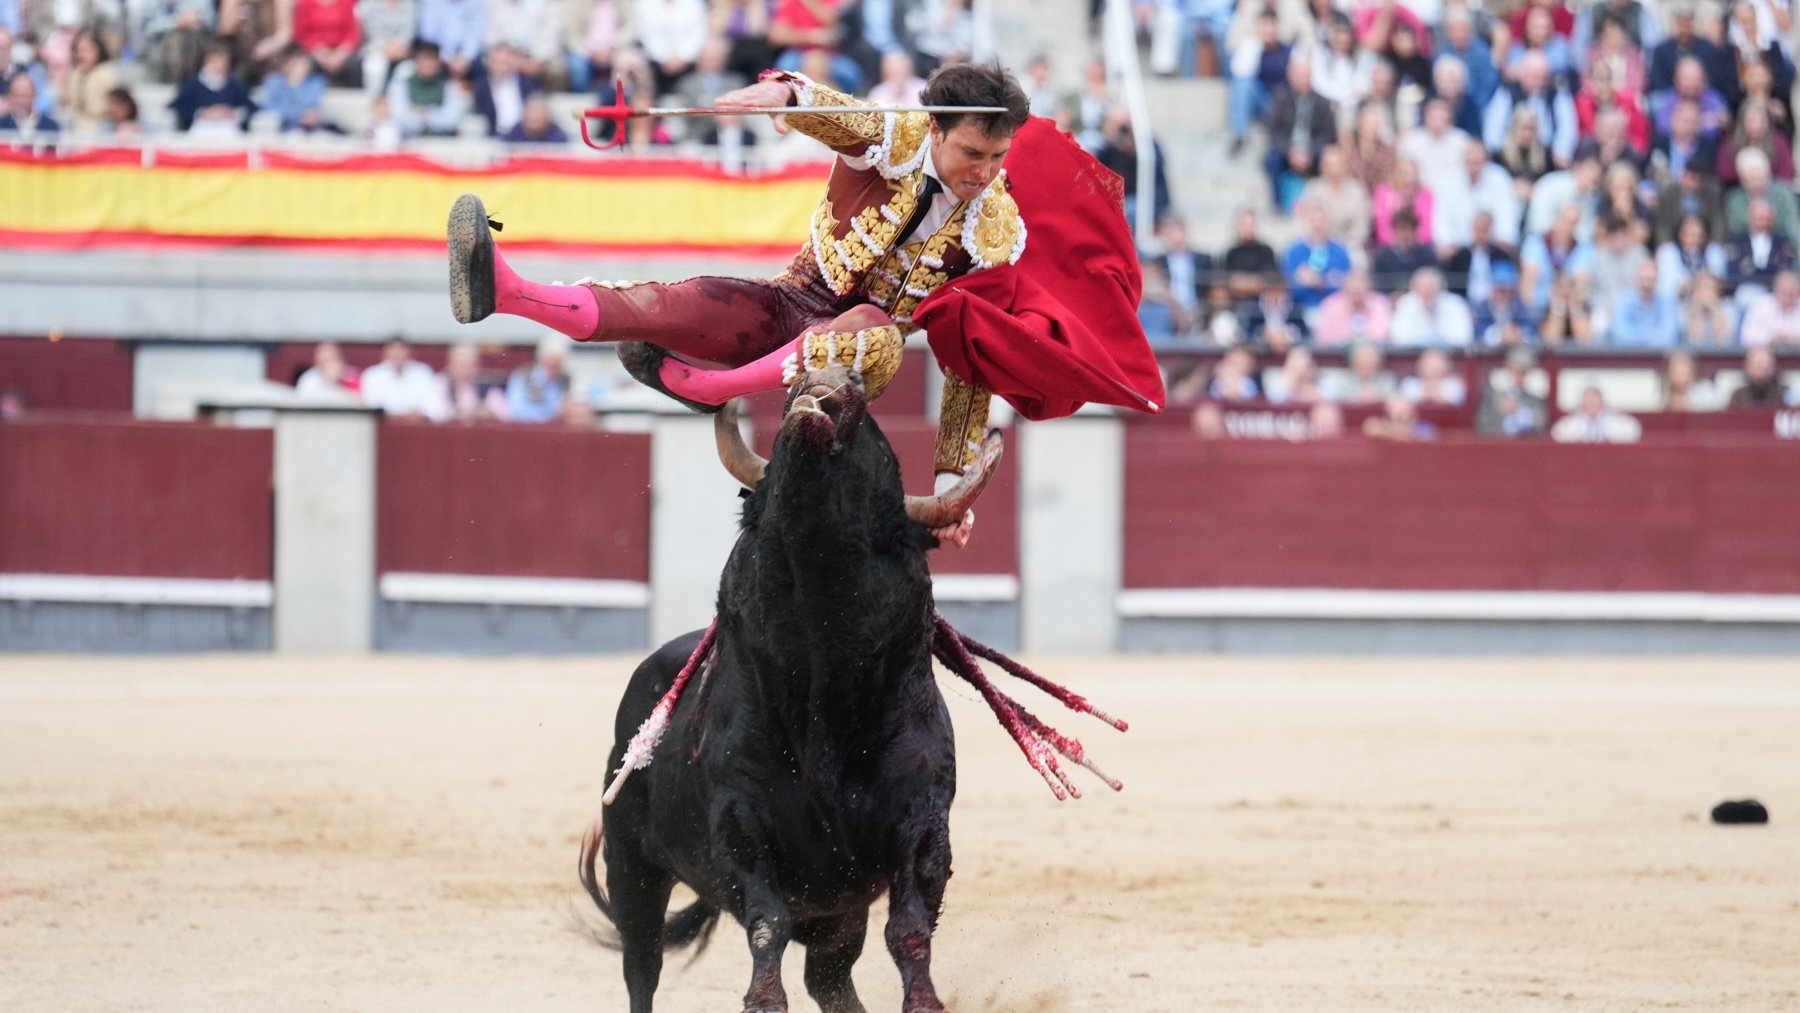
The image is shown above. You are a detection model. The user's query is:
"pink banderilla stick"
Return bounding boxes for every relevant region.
[601,620,718,806]
[938,613,1129,732]
[931,622,1077,800]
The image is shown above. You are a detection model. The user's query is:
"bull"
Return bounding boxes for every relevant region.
[579,366,1124,1013]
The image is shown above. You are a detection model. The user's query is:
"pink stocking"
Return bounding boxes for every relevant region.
[659,335,802,406]
[491,248,600,341]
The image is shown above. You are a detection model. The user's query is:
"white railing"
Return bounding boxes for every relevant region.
[1101,0,1157,243]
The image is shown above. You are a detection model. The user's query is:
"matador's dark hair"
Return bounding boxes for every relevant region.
[922,62,1030,139]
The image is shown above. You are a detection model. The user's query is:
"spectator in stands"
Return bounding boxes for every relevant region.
[1435,144,1521,254]
[1138,260,1180,343]
[261,47,333,133]
[506,334,571,422]
[1398,98,1469,196]
[419,0,484,80]
[1539,272,1593,345]
[388,39,468,137]
[1572,0,1660,56]
[1330,340,1397,404]
[1503,6,1572,82]
[1299,145,1371,249]
[1726,198,1799,297]
[473,42,537,137]
[0,26,50,116]
[359,0,418,96]
[1588,215,1649,334]
[1223,207,1281,310]
[362,336,448,419]
[1608,259,1680,348]
[1342,100,1397,194]
[1682,271,1738,345]
[1525,146,1600,240]
[170,41,252,134]
[1363,393,1438,440]
[488,0,567,90]
[1228,0,1315,66]
[1737,58,1792,139]
[264,0,364,86]
[915,0,974,70]
[0,68,57,139]
[1391,267,1474,346]
[1660,350,1720,410]
[1483,52,1577,168]
[1650,2,1725,94]
[1576,67,1650,162]
[1653,163,1723,247]
[1581,15,1647,95]
[1430,56,1484,138]
[564,0,630,93]
[1596,162,1651,244]
[438,343,507,420]
[1728,345,1793,407]
[1495,106,1553,203]
[139,0,216,83]
[1445,209,1517,302]
[296,340,361,395]
[1372,157,1433,249]
[1152,215,1210,338]
[1314,266,1392,345]
[1207,344,1261,401]
[1475,346,1547,436]
[669,36,746,142]
[1649,99,1718,191]
[1311,14,1374,133]
[1372,208,1438,295]
[711,0,774,81]
[1282,198,1351,316]
[1400,347,1467,405]
[1725,0,1796,98]
[1475,262,1539,345]
[1725,149,1800,242]
[1650,56,1728,141]
[1260,54,1336,208]
[1656,212,1726,300]
[1383,22,1433,102]
[1265,346,1324,404]
[639,0,708,94]
[1022,54,1056,117]
[502,94,568,143]
[1520,203,1593,312]
[223,0,288,88]
[1739,270,1800,347]
[1435,6,1498,109]
[1228,11,1292,157]
[1241,284,1309,349]
[1717,103,1793,191]
[1098,105,1171,224]
[1063,58,1111,152]
[60,30,119,135]
[866,50,926,106]
[1551,386,1642,442]
[102,86,143,138]
[362,91,402,148]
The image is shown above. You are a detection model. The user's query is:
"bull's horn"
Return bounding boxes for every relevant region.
[905,430,1005,528]
[714,399,767,489]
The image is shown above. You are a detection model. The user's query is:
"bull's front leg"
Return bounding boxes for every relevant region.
[884,810,953,1013]
[737,872,796,1013]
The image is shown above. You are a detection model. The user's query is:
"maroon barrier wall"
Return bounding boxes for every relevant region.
[748,414,1020,577]
[0,419,273,579]
[377,423,652,581]
[0,338,135,412]
[1123,432,1800,594]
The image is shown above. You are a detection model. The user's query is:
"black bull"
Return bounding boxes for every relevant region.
[579,366,1122,1012]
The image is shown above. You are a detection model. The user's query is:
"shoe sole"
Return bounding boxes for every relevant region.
[447,193,495,324]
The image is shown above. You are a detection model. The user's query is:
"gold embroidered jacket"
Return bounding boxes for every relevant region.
[768,71,1028,330]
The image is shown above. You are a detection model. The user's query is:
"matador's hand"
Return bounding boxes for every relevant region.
[714,80,795,133]
[931,510,975,549]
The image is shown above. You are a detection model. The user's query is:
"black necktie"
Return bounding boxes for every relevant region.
[901,176,943,244]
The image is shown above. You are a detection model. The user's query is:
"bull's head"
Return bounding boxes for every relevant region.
[714,366,1003,531]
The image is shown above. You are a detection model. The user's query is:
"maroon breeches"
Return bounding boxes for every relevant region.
[586,274,876,368]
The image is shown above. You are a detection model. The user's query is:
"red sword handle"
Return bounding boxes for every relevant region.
[576,79,632,151]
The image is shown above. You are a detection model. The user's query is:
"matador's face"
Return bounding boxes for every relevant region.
[929,121,1011,202]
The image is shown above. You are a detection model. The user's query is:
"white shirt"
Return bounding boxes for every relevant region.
[634,0,707,63]
[1391,292,1475,346]
[1434,164,1522,248]
[1398,126,1472,195]
[1552,410,1642,443]
[845,133,956,246]
[360,360,449,420]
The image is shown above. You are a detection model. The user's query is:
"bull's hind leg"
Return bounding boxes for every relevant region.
[798,913,871,1013]
[885,814,953,1013]
[604,835,677,1013]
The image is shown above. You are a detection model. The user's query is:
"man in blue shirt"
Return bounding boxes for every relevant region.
[1608,259,1681,347]
[1282,198,1351,312]
[417,0,484,80]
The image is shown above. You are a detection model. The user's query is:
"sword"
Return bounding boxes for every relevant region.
[573,80,1006,150]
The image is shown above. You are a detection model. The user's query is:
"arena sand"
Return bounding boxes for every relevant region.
[2,654,1796,1012]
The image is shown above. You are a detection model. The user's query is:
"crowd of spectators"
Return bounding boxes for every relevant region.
[1139,0,1800,368]
[292,334,623,423]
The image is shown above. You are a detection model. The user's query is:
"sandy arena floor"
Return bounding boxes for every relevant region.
[2,654,1796,1012]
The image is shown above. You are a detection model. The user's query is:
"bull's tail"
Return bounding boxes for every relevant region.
[577,822,721,955]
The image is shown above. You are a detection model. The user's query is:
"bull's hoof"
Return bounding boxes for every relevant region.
[447,193,497,324]
[616,341,722,414]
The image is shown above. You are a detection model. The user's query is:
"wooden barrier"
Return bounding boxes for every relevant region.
[0,337,135,413]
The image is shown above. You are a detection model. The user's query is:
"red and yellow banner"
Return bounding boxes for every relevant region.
[0,148,831,257]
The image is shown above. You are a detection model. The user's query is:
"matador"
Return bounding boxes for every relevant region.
[446,62,1166,544]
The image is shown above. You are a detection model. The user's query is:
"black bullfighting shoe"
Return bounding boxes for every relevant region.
[616,342,723,415]
[447,193,500,324]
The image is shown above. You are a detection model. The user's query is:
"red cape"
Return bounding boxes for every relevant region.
[914,117,1165,421]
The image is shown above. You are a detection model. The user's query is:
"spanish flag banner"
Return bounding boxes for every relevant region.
[0,148,831,257]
